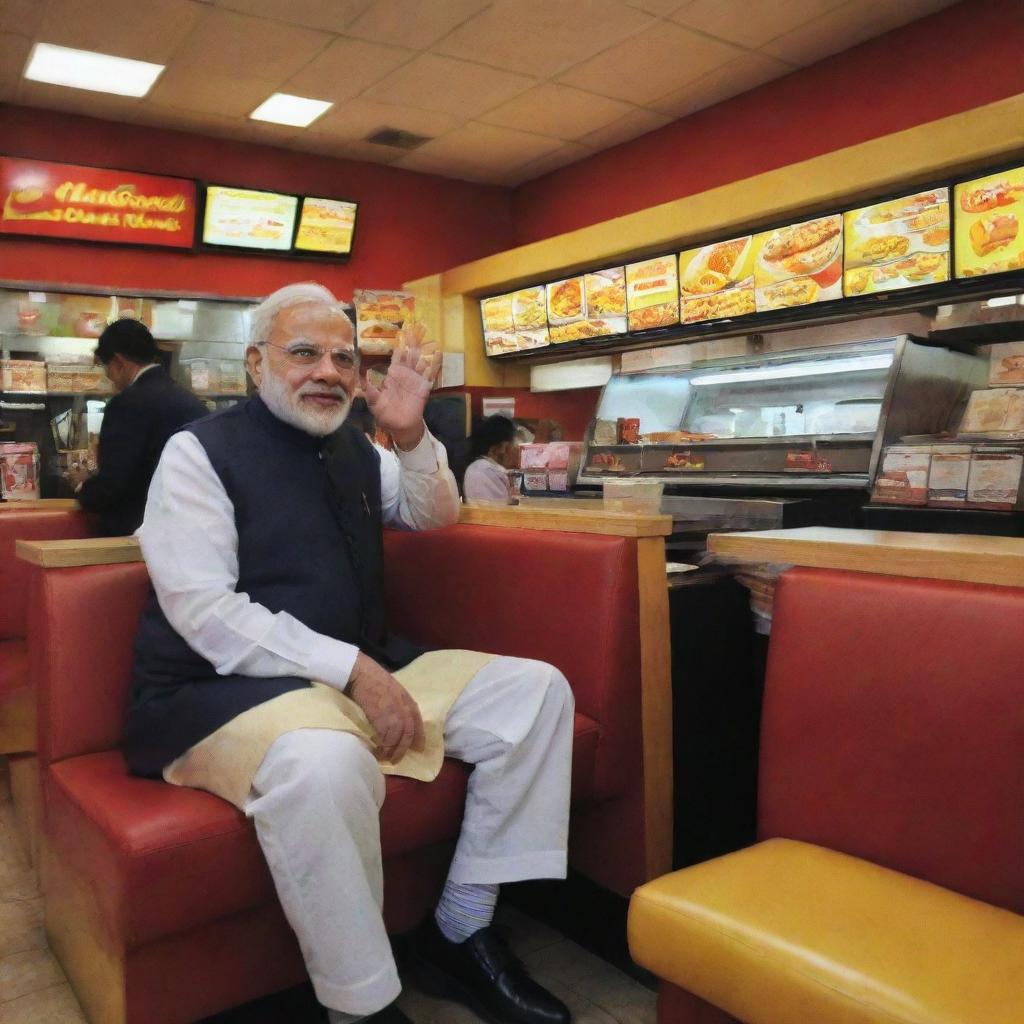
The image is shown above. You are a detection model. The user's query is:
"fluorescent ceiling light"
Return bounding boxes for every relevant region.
[250,93,333,128]
[690,354,893,386]
[985,295,1018,308]
[24,42,163,97]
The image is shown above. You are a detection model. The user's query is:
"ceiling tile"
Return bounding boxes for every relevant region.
[15,79,143,121]
[559,21,745,104]
[480,83,635,141]
[0,32,31,100]
[345,0,490,50]
[213,0,372,33]
[436,0,656,78]
[649,51,793,118]
[36,0,204,63]
[671,0,845,49]
[504,141,593,186]
[170,7,332,80]
[290,136,403,165]
[391,149,507,184]
[0,0,46,36]
[305,98,458,144]
[362,54,534,119]
[282,36,414,105]
[623,0,685,15]
[412,121,564,168]
[146,66,282,117]
[763,0,958,66]
[131,103,244,136]
[578,107,672,150]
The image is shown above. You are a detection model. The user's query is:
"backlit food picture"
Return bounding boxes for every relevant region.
[843,189,949,295]
[625,256,679,331]
[294,197,357,255]
[753,215,843,311]
[481,293,518,355]
[954,166,1024,279]
[511,287,550,351]
[353,290,415,354]
[545,269,627,343]
[678,236,755,324]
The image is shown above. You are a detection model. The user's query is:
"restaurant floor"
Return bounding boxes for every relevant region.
[0,759,656,1024]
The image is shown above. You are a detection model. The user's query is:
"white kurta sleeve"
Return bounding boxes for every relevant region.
[138,432,360,690]
[380,427,460,530]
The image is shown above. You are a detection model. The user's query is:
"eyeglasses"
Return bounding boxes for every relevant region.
[261,340,358,372]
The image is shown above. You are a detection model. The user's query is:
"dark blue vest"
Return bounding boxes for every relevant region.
[123,395,420,777]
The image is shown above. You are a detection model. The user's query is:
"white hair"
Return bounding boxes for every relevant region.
[247,282,353,347]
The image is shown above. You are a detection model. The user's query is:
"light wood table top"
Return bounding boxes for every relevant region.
[709,526,1024,588]
[460,503,672,538]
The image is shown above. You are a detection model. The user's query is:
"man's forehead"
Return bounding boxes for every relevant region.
[273,301,354,339]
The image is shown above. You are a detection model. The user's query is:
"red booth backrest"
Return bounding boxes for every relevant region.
[29,561,151,765]
[0,510,92,640]
[384,525,642,798]
[758,567,1024,914]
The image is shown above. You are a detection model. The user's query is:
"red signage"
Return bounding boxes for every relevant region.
[0,157,196,248]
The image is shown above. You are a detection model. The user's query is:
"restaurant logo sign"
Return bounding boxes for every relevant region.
[0,157,196,248]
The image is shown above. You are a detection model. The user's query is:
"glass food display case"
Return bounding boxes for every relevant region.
[579,336,988,491]
[0,285,256,498]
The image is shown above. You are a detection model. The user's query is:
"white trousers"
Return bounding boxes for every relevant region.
[244,656,574,1016]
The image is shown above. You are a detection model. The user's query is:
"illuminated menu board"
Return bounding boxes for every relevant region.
[202,186,297,251]
[625,256,679,331]
[954,166,1024,279]
[753,215,843,312]
[678,236,755,324]
[481,289,550,355]
[844,188,949,296]
[295,196,358,255]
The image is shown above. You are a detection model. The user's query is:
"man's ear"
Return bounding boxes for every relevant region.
[245,345,263,387]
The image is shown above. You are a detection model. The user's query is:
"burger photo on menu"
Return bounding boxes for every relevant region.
[844,189,950,296]
[353,290,415,355]
[626,256,679,331]
[753,215,843,312]
[954,166,1024,279]
[482,293,516,356]
[679,236,755,324]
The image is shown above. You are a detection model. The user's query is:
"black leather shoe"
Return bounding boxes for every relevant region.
[411,919,570,1024]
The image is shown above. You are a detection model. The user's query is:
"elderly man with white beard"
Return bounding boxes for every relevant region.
[123,283,574,1024]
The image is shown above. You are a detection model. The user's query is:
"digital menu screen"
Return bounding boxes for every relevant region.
[844,188,949,296]
[954,166,1024,279]
[295,196,358,255]
[625,256,679,331]
[679,236,755,324]
[753,215,843,311]
[202,186,297,251]
[481,289,549,356]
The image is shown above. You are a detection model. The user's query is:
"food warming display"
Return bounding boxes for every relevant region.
[843,189,950,295]
[954,165,1024,279]
[580,336,987,491]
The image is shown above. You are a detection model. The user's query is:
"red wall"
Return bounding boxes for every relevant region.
[457,386,600,441]
[0,104,514,298]
[514,0,1024,245]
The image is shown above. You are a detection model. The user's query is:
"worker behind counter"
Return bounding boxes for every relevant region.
[463,414,517,505]
[65,319,208,536]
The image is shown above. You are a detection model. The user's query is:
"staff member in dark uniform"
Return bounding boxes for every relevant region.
[66,319,208,536]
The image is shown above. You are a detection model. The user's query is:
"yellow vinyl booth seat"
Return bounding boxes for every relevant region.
[629,838,1024,1024]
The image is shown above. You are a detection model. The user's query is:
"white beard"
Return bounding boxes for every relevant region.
[259,368,350,437]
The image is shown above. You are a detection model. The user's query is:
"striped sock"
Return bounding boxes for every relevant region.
[434,880,500,943]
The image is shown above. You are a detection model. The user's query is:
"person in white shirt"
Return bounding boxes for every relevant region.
[462,414,517,504]
[126,283,573,1024]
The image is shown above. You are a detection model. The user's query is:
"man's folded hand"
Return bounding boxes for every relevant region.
[346,652,426,764]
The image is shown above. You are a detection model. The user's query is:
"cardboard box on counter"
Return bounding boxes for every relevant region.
[927,444,972,507]
[871,445,930,505]
[966,446,1024,510]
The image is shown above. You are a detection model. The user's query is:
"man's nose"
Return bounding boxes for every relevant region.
[310,351,342,383]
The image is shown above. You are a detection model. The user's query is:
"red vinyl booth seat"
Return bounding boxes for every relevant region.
[30,524,649,1024]
[630,567,1024,1024]
[0,508,92,754]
